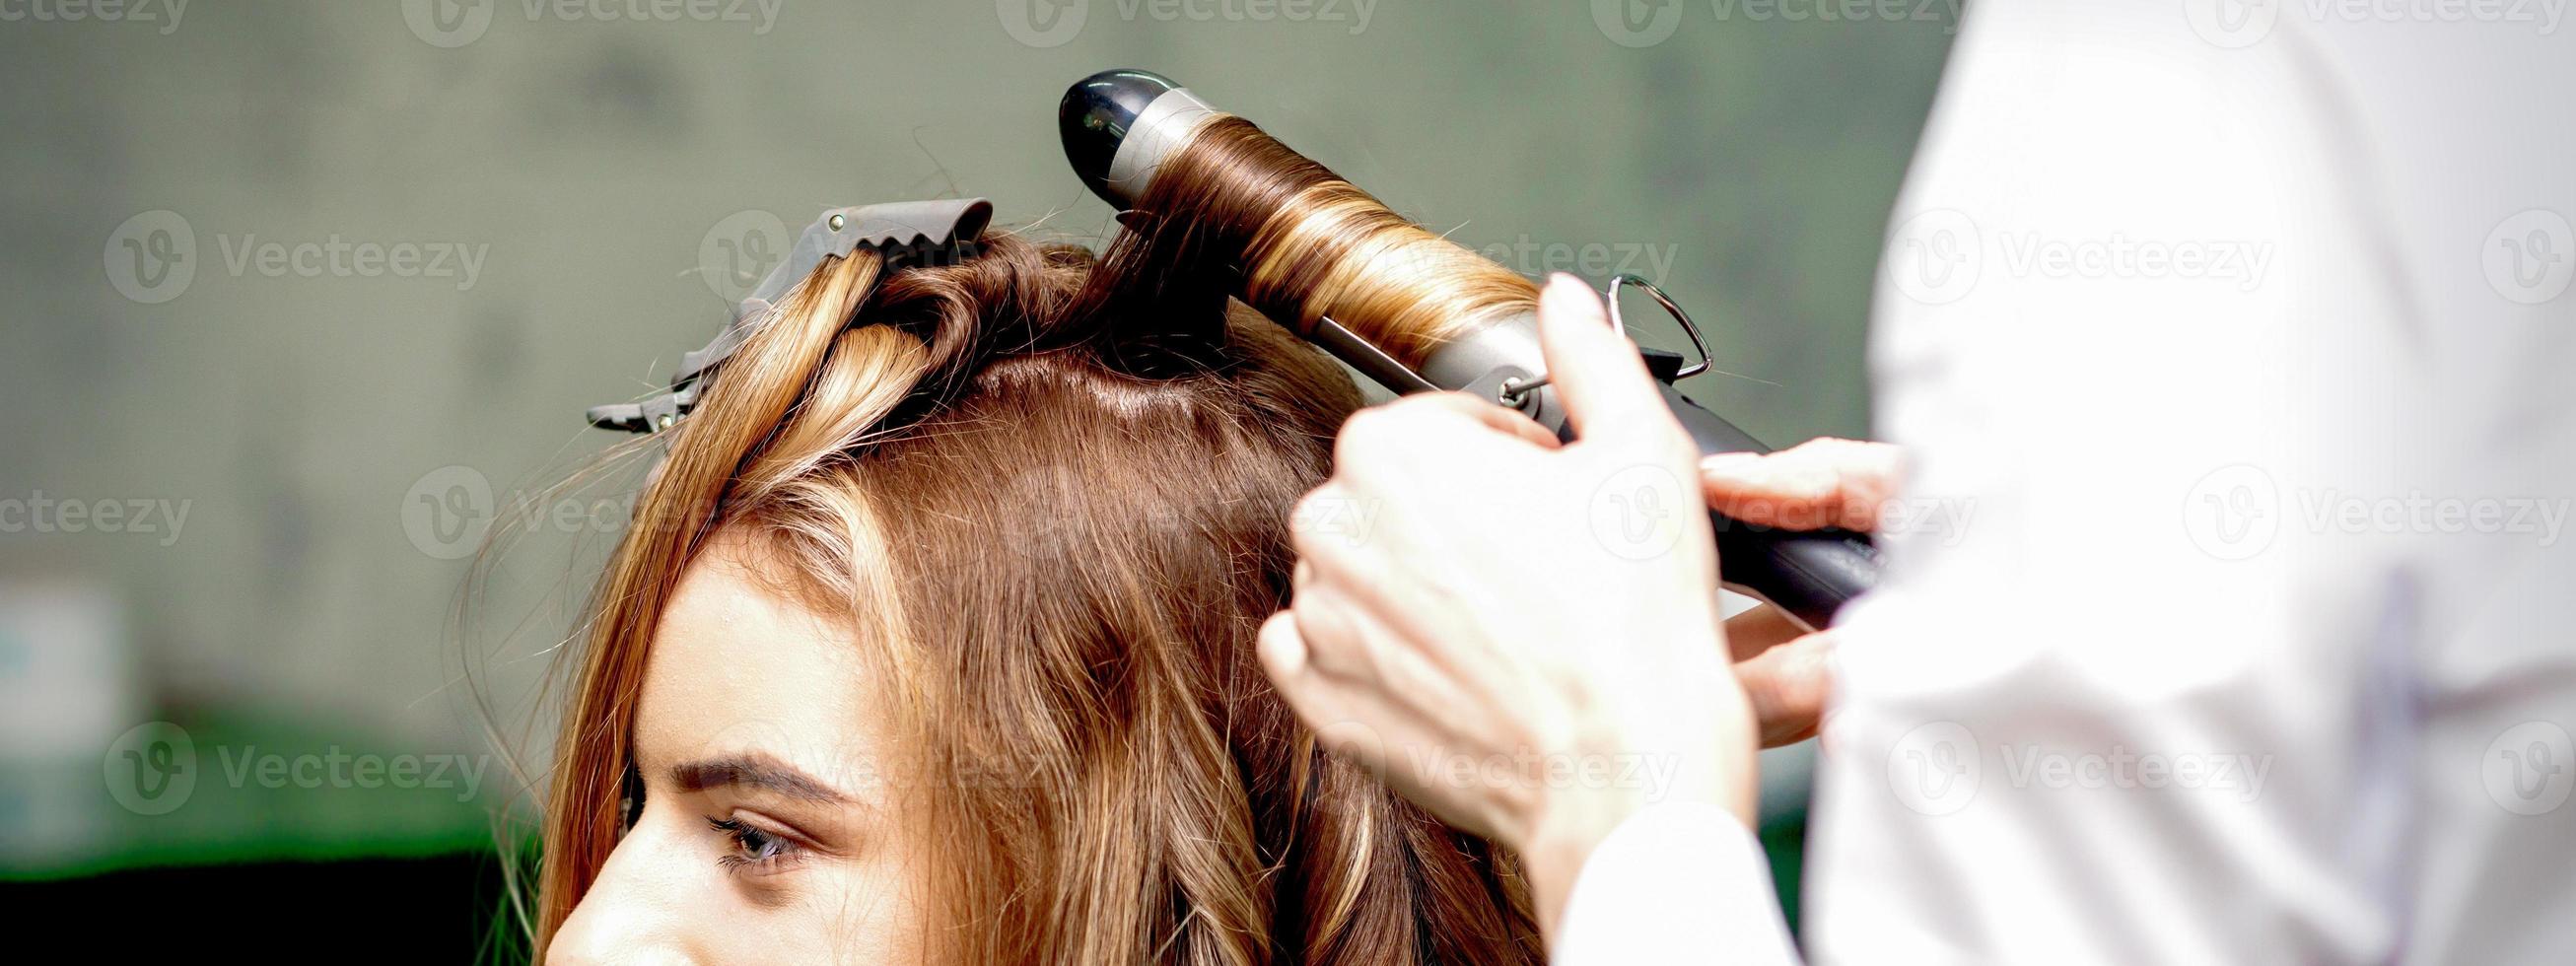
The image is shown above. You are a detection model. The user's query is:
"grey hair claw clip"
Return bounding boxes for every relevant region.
[586,197,994,434]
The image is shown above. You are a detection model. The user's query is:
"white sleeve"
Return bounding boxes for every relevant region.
[1807,4,2576,965]
[1552,800,1802,966]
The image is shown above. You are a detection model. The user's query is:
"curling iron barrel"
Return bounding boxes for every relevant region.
[1059,69,1879,629]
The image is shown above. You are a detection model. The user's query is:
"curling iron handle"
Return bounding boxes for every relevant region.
[1654,384,1881,630]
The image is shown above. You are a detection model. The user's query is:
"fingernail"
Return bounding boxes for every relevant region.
[1273,636,1308,677]
[1259,614,1309,677]
[1542,273,1589,310]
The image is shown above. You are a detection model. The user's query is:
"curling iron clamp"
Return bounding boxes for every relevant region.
[1059,69,1880,629]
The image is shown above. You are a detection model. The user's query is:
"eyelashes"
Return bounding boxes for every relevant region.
[617,764,646,839]
[709,816,808,875]
[612,761,815,878]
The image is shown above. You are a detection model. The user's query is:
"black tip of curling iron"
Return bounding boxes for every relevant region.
[1060,68,1183,205]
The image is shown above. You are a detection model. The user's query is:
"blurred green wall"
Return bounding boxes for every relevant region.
[0,0,1953,878]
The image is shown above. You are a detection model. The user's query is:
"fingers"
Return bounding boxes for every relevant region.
[1327,392,1556,500]
[1287,484,1392,612]
[1534,274,1686,448]
[1720,599,1811,662]
[1731,629,1838,747]
[1365,391,1563,450]
[1258,605,1476,822]
[1259,611,1508,842]
[1257,608,1315,689]
[1259,610,1387,764]
[1699,438,1905,532]
[1282,549,1479,691]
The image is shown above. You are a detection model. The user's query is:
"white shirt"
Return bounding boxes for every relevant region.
[1558,3,2576,963]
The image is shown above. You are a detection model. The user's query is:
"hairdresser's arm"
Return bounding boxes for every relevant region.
[1257,275,1803,960]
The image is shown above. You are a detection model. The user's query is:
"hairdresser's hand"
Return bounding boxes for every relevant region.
[1702,437,1905,746]
[1258,274,1756,933]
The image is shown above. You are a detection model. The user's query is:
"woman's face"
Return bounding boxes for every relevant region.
[548,530,926,964]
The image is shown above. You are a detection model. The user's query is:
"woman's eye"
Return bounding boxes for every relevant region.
[616,766,646,838]
[708,816,805,874]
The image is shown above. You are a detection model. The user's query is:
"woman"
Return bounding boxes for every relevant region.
[534,223,1546,964]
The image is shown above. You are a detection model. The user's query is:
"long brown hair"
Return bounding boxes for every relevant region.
[537,216,1544,962]
[1090,114,1543,371]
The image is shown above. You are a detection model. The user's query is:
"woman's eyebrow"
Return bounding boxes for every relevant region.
[669,753,854,802]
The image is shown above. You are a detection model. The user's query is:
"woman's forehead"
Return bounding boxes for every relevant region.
[632,528,890,791]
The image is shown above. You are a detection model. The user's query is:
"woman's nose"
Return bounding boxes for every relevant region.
[545,825,704,966]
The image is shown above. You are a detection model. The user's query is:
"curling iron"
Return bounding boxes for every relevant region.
[1059,69,1879,629]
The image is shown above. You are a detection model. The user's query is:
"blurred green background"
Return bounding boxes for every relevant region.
[0,0,1953,956]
